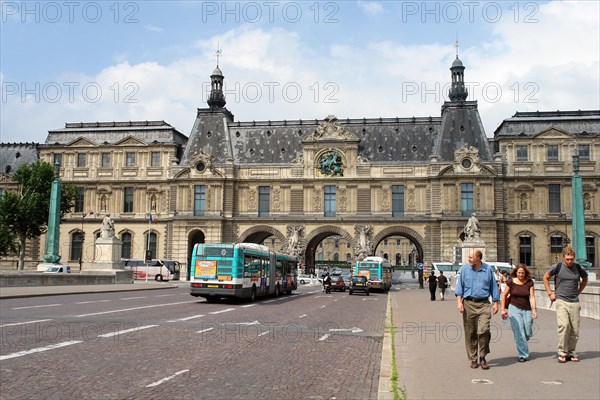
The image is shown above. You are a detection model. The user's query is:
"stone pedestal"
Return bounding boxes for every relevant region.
[82,236,124,271]
[460,239,486,264]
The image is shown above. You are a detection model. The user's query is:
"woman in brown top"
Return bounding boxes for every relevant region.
[500,264,538,362]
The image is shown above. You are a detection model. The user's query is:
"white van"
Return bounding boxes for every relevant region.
[432,262,461,275]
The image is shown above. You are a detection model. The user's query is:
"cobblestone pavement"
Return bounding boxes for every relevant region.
[1,284,388,399]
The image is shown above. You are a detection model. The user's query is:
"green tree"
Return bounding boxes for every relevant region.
[0,162,77,269]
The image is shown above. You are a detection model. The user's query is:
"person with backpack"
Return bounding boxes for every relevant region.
[437,271,448,300]
[543,245,588,363]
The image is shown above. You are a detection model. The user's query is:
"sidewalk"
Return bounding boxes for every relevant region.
[379,283,600,400]
[0,280,178,299]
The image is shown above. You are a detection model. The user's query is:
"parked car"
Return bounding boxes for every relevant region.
[349,276,369,296]
[43,265,71,273]
[341,273,352,289]
[329,275,346,292]
[298,274,316,284]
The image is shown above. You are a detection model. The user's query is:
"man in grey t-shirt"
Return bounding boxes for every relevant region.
[543,246,588,363]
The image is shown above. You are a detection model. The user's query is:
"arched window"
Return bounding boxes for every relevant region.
[71,232,84,262]
[346,253,352,262]
[519,235,532,266]
[334,253,339,261]
[550,234,564,263]
[121,232,132,259]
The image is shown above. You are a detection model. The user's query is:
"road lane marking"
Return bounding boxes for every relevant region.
[167,314,205,322]
[318,334,331,341]
[299,314,307,318]
[97,324,158,338]
[146,369,190,388]
[320,305,326,308]
[542,381,563,385]
[262,299,278,304]
[240,304,256,308]
[154,294,175,297]
[237,321,259,325]
[209,308,235,314]
[0,319,52,328]
[120,296,148,300]
[258,331,269,337]
[0,340,83,361]
[75,300,198,317]
[197,327,214,333]
[471,379,493,384]
[75,300,110,304]
[12,304,61,310]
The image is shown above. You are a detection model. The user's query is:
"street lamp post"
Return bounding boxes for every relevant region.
[79,210,94,271]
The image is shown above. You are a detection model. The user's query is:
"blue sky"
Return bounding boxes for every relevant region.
[1,1,599,143]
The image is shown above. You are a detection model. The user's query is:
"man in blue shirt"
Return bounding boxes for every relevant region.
[455,249,500,370]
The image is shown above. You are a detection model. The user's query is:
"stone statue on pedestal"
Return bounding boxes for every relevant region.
[463,213,481,240]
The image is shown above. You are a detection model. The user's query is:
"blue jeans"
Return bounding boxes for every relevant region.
[508,304,533,359]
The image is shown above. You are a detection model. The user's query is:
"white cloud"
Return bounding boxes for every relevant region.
[1,1,598,143]
[357,1,384,16]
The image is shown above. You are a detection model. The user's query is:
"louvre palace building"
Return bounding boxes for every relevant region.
[1,55,599,279]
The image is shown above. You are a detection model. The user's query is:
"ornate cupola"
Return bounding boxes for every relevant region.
[448,40,468,102]
[207,50,226,109]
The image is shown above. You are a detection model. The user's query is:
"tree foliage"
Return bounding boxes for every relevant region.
[0,162,77,269]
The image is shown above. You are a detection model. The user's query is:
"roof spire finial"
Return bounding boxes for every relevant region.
[215,44,222,67]
[455,33,460,58]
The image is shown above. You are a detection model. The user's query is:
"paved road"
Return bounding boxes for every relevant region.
[1,282,385,399]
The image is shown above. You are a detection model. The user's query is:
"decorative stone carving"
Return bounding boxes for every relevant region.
[313,189,322,212]
[407,188,415,211]
[381,187,390,212]
[339,188,347,212]
[286,225,304,256]
[248,189,257,211]
[463,213,481,240]
[101,214,115,239]
[273,188,281,212]
[354,224,373,260]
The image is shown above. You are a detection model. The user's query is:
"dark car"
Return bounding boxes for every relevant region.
[349,276,369,296]
[329,275,346,292]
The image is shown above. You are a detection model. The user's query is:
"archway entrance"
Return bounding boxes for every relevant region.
[187,230,205,281]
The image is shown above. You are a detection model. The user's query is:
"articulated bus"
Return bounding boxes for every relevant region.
[190,243,298,302]
[355,256,393,292]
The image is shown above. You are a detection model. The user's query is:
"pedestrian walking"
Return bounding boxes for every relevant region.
[455,249,500,370]
[500,264,538,362]
[437,271,448,300]
[417,265,424,289]
[427,271,437,301]
[543,245,588,363]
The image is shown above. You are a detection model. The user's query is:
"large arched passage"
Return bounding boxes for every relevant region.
[303,225,353,274]
[187,230,205,281]
[371,226,425,266]
[238,225,286,247]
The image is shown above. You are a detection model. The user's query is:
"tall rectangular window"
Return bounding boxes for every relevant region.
[461,183,474,216]
[147,232,157,259]
[77,153,87,167]
[392,185,404,217]
[121,232,132,259]
[101,153,111,168]
[258,186,270,217]
[324,185,336,217]
[194,185,205,216]
[550,235,563,260]
[150,152,161,167]
[70,232,83,262]
[125,152,136,167]
[586,236,596,268]
[547,145,559,161]
[123,187,134,213]
[578,144,590,160]
[519,236,532,266]
[75,187,84,213]
[548,184,561,213]
[53,153,62,167]
[516,146,528,161]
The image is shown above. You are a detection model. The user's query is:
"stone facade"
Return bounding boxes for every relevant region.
[1,58,598,278]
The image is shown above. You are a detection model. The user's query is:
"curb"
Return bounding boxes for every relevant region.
[378,291,395,399]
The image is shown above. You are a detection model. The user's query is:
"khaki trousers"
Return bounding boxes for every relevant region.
[462,300,492,361]
[555,299,581,357]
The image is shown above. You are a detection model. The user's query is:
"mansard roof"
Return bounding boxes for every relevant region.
[0,142,39,175]
[44,120,188,146]
[494,110,600,138]
[183,114,442,165]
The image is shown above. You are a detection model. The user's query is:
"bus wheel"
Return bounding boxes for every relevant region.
[250,286,257,302]
[155,275,163,282]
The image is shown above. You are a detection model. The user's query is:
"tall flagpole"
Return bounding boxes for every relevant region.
[146,212,151,282]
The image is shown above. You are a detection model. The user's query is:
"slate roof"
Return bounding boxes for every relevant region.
[0,143,39,175]
[44,121,188,146]
[494,110,600,137]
